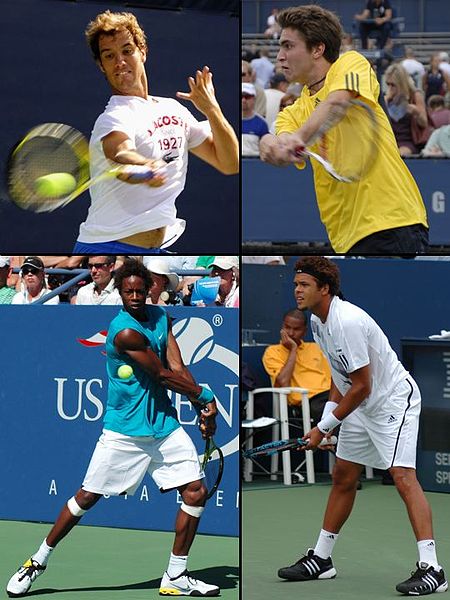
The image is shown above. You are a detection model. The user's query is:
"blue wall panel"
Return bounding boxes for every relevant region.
[0,306,239,536]
[243,158,450,247]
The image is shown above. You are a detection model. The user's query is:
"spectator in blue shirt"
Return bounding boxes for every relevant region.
[242,83,270,157]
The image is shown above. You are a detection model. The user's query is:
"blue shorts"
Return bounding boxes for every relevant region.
[73,240,172,254]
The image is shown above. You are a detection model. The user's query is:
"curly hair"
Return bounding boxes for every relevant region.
[85,10,147,62]
[294,256,340,296]
[277,5,343,64]
[114,258,153,293]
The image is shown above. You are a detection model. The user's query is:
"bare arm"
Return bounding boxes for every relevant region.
[101,131,167,187]
[304,365,371,448]
[177,66,239,174]
[273,331,298,388]
[354,8,370,21]
[408,91,428,128]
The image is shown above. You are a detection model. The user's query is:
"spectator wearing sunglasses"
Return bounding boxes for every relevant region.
[75,256,122,305]
[242,83,269,157]
[12,257,60,305]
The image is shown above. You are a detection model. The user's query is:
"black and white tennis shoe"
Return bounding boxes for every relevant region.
[278,548,337,581]
[396,562,448,595]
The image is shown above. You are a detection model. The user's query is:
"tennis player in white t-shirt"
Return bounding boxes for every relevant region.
[73,10,238,255]
[277,256,447,597]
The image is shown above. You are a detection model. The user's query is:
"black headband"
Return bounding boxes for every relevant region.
[296,266,329,284]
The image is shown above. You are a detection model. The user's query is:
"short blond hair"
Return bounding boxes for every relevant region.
[85,10,147,61]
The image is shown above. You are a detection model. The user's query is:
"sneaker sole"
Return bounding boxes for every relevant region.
[396,580,448,595]
[159,588,220,597]
[278,567,337,581]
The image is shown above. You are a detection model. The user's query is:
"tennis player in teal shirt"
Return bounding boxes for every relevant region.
[7,259,220,598]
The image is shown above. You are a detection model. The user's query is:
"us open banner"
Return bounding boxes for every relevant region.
[0,306,238,536]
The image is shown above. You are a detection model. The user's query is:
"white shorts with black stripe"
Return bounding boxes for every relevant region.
[336,377,421,470]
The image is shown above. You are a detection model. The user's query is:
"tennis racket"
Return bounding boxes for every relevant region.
[295,99,379,183]
[202,436,224,500]
[6,122,172,213]
[243,435,337,458]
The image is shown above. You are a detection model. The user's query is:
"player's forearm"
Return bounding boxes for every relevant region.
[206,107,239,174]
[297,93,351,146]
[112,148,152,166]
[333,381,371,421]
[274,350,297,387]
[158,367,203,401]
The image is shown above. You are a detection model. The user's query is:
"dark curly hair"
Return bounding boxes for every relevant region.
[294,256,341,296]
[114,258,153,293]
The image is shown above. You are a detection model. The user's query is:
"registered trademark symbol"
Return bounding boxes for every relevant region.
[212,314,223,326]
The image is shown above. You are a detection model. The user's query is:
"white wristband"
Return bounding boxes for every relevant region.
[321,401,338,419]
[317,411,342,434]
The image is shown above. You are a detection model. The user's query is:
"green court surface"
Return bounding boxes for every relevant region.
[243,479,450,600]
[0,521,238,600]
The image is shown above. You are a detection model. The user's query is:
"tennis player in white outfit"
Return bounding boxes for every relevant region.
[73,10,238,254]
[277,256,447,596]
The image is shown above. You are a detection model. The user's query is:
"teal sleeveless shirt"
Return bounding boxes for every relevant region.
[104,306,180,437]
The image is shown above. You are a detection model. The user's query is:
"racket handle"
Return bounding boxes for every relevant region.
[320,435,338,446]
[294,145,306,158]
[120,164,155,181]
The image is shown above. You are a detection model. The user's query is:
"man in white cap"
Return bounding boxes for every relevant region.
[12,257,59,305]
[242,83,269,157]
[0,257,15,304]
[145,257,181,305]
[207,257,239,307]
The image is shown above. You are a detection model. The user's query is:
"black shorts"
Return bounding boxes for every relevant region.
[347,224,429,255]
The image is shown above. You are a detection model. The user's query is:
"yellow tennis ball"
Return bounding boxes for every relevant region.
[34,173,77,198]
[117,365,133,379]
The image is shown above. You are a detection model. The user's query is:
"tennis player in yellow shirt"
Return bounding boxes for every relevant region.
[259,5,428,254]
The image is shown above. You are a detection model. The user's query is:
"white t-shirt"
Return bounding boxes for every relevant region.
[77,95,211,243]
[310,296,408,414]
[75,279,122,305]
[12,287,60,305]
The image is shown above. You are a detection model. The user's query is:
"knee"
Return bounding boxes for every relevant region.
[181,480,207,507]
[389,467,418,495]
[74,489,101,510]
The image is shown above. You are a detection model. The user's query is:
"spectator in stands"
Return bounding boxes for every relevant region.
[384,63,431,156]
[279,92,298,111]
[401,47,425,91]
[0,257,15,304]
[438,51,450,77]
[12,257,59,305]
[242,83,270,157]
[262,308,331,424]
[207,257,239,308]
[251,47,275,89]
[146,257,181,305]
[242,43,259,63]
[75,256,121,305]
[427,95,450,128]
[264,73,289,130]
[144,255,199,297]
[242,60,267,117]
[423,52,450,102]
[421,125,450,157]
[354,0,392,50]
[340,33,355,54]
[264,8,281,39]
[242,256,285,265]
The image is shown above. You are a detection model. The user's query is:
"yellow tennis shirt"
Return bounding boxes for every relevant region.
[262,341,331,406]
[275,51,428,253]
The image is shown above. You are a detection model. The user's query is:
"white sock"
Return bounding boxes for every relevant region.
[314,529,339,560]
[417,539,439,569]
[32,539,54,567]
[167,552,188,578]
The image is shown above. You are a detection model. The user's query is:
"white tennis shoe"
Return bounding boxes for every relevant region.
[6,558,46,597]
[159,570,220,596]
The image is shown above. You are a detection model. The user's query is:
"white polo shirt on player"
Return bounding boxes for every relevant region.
[310,296,421,469]
[77,95,211,245]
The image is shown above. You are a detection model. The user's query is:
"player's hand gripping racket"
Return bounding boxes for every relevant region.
[295,99,379,183]
[202,436,224,500]
[6,123,172,213]
[243,435,337,458]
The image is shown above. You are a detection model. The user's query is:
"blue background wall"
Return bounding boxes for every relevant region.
[0,0,239,254]
[0,306,238,537]
[243,159,450,247]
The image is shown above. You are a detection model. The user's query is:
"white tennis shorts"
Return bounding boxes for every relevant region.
[336,377,421,470]
[82,427,203,495]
